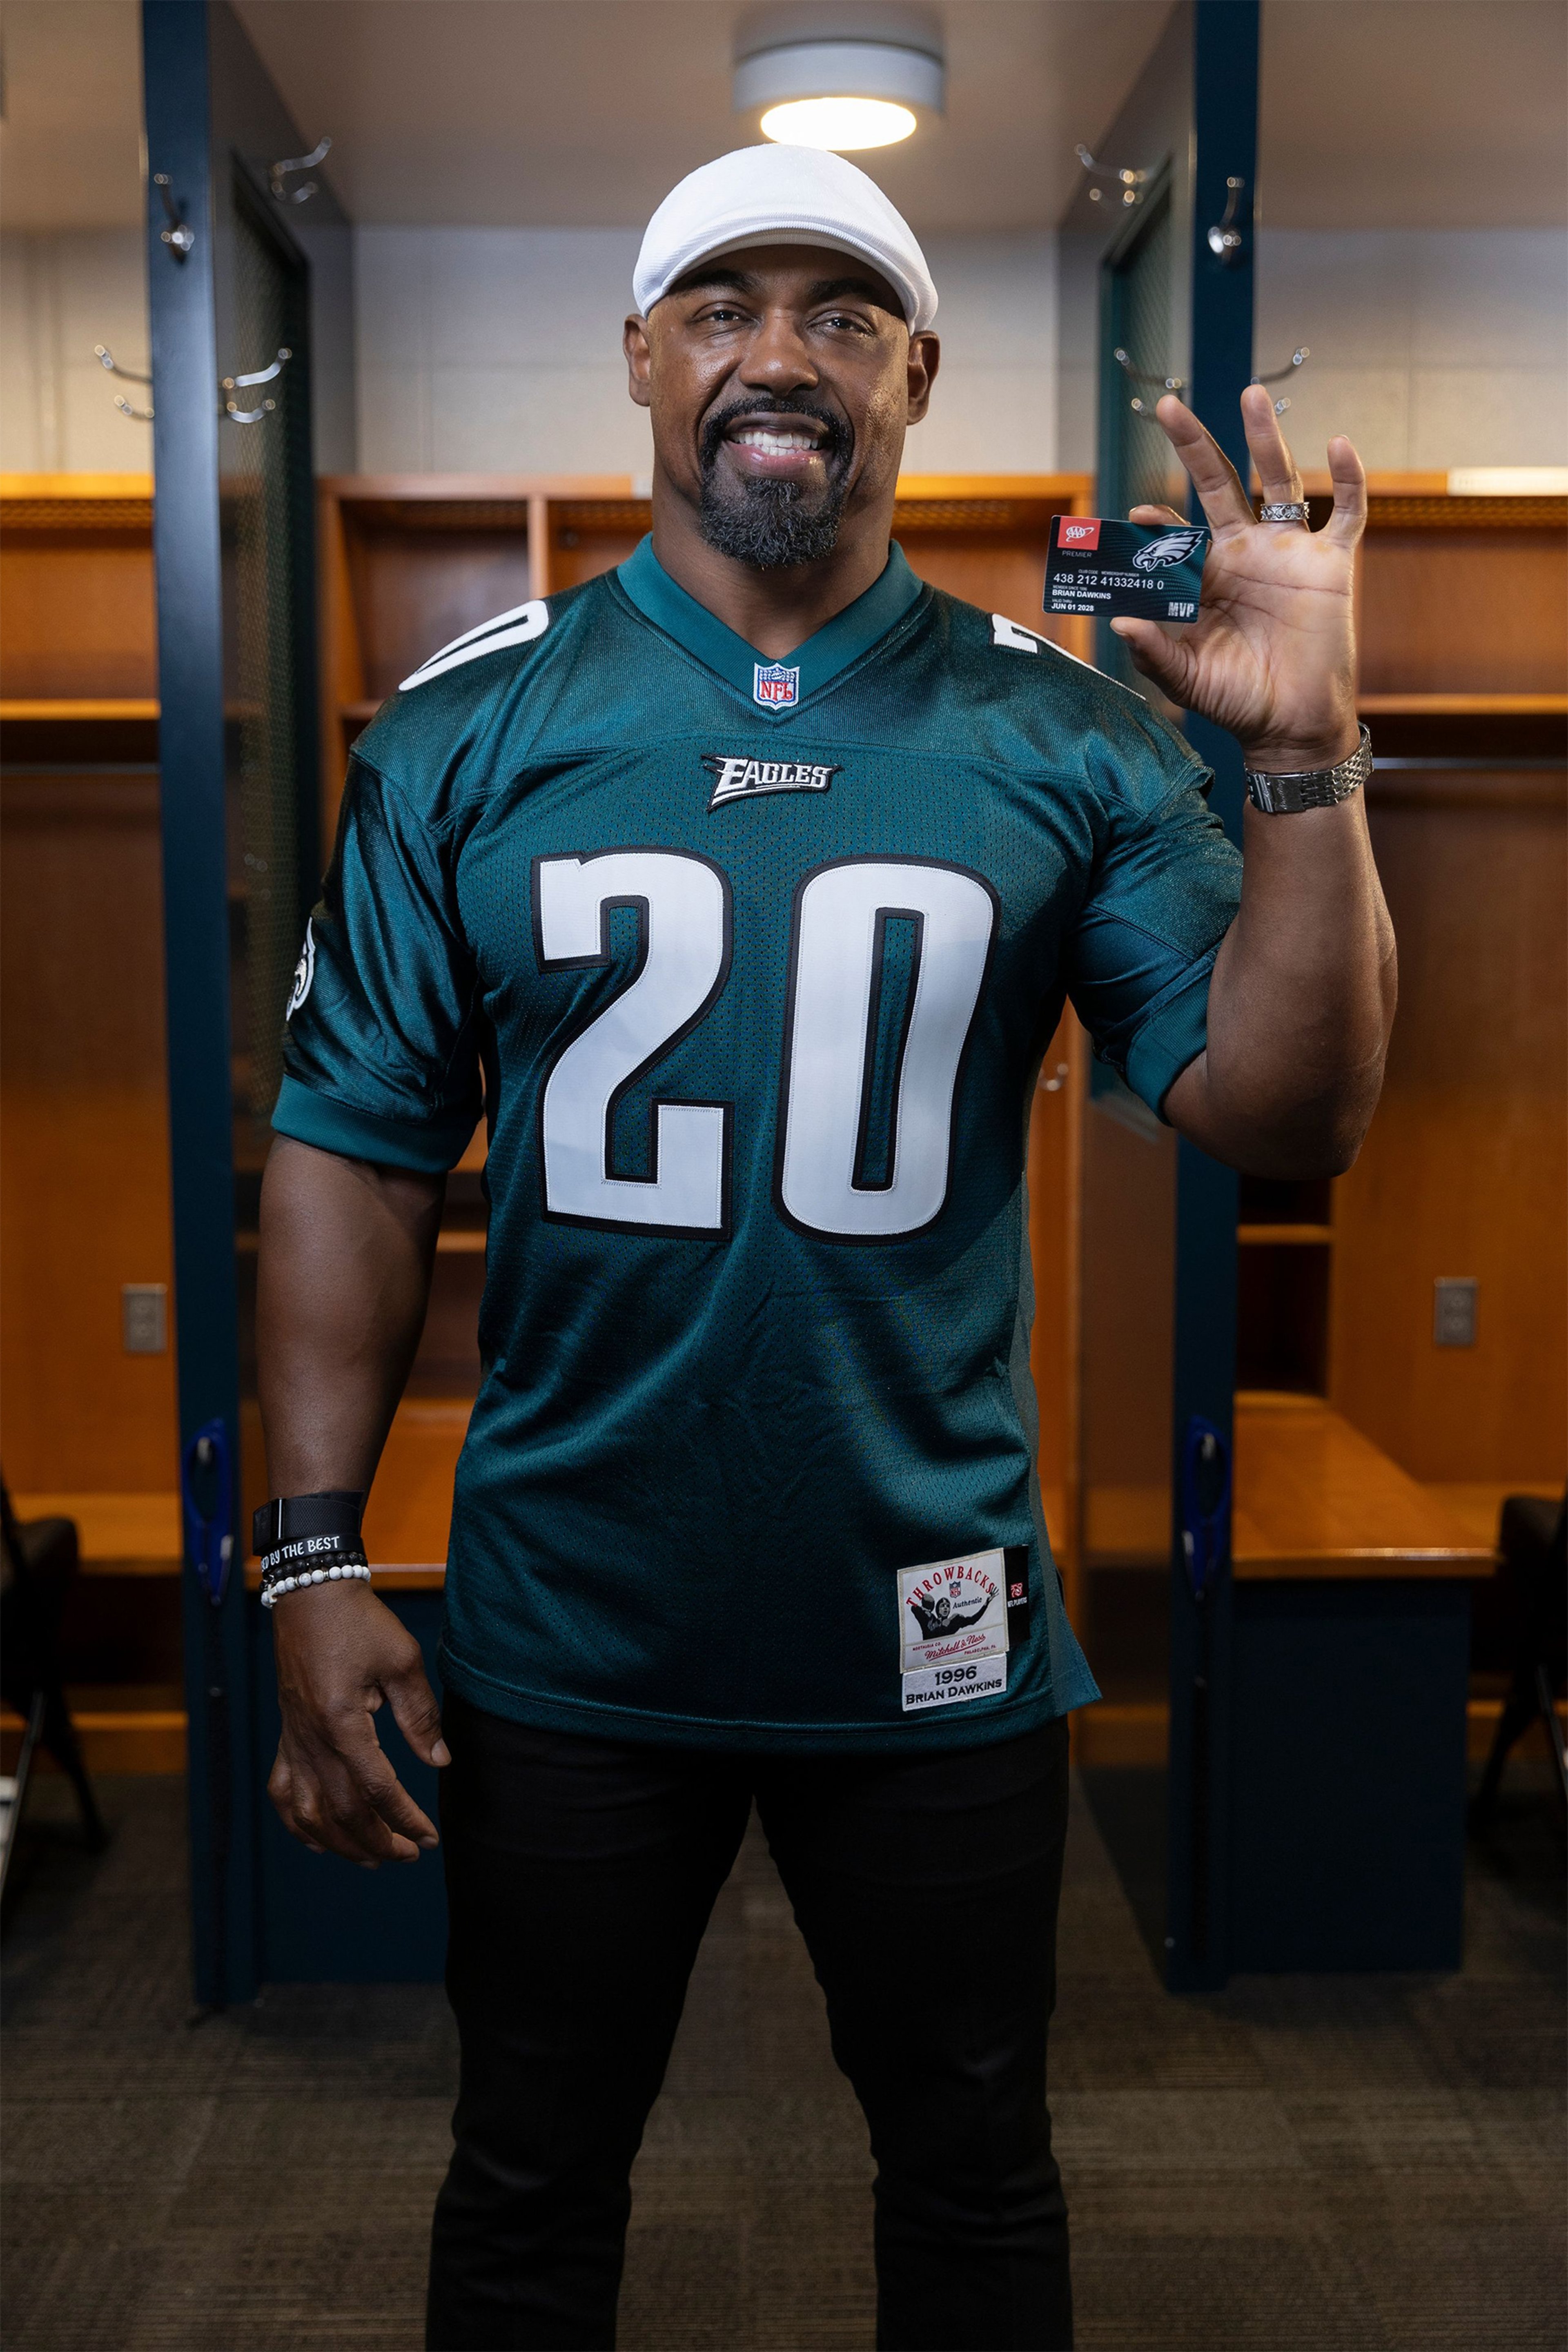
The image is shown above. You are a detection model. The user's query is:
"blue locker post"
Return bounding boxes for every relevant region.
[143,0,257,2007]
[1165,0,1258,1993]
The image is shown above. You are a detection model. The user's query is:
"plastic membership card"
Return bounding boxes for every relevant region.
[1044,514,1211,623]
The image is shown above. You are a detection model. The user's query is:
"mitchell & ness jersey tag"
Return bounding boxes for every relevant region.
[898,1549,1009,1713]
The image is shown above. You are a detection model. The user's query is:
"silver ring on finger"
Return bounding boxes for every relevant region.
[1258,499,1310,524]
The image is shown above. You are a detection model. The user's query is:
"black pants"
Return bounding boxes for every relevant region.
[428,1695,1073,2352]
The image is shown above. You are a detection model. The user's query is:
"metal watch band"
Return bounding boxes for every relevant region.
[1245,723,1372,815]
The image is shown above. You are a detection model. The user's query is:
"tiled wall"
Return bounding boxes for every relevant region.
[355,227,647,475]
[904,234,1056,476]
[0,220,356,475]
[6,221,1562,482]
[1058,225,1568,478]
[0,230,152,472]
[354,225,1058,478]
[1254,229,1568,476]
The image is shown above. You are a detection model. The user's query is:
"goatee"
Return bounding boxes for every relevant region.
[696,397,850,569]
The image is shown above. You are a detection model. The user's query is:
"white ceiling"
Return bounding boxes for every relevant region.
[1260,0,1568,231]
[1,0,1564,234]
[230,0,1176,233]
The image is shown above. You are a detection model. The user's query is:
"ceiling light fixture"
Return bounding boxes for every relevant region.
[735,38,944,151]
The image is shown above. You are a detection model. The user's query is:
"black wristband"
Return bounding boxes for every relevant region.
[252,1489,363,1566]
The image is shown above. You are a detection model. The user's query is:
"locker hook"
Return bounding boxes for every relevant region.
[1076,143,1153,207]
[95,345,154,421]
[222,347,292,423]
[269,136,332,205]
[181,1419,234,1609]
[1251,347,1311,416]
[1114,346,1187,419]
[153,172,194,257]
[1207,176,1247,263]
[1180,1417,1232,1601]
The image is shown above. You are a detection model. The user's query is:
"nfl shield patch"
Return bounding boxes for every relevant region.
[753,661,800,708]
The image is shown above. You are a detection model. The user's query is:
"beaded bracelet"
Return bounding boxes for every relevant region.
[260,1552,372,1609]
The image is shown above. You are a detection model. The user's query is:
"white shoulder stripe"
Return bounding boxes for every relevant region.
[989,612,1145,699]
[991,612,1040,653]
[400,599,549,690]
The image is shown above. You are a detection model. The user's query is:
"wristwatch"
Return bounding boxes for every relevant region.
[1245,723,1373,814]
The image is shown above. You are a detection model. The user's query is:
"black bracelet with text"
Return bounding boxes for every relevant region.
[254,1491,370,1610]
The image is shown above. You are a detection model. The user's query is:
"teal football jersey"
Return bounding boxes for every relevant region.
[275,538,1242,1752]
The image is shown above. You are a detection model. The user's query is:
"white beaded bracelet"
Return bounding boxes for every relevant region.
[260,1559,372,1610]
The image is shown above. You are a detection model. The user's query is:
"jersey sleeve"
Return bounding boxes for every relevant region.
[1067,755,1243,1118]
[272,755,483,1171]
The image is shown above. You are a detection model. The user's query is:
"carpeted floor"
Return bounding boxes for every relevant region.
[2,1765,1562,2351]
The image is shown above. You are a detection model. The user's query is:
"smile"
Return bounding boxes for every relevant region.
[727,426,824,454]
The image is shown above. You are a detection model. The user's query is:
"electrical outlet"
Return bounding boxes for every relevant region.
[122,1283,168,1354]
[1433,1278,1477,1348]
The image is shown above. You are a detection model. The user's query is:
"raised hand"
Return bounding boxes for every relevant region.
[1111,384,1365,773]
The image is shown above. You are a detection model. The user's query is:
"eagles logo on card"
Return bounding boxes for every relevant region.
[1044,513,1211,623]
[1133,526,1207,573]
[702,754,841,810]
[753,660,800,707]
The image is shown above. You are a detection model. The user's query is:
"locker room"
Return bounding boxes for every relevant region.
[1,4,1563,2347]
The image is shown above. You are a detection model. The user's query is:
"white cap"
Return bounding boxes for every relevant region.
[634,145,937,334]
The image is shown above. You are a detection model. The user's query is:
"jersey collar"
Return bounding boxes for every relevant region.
[614,534,926,717]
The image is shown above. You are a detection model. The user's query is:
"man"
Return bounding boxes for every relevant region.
[258,145,1394,2351]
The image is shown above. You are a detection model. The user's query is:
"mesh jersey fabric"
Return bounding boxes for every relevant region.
[274,541,1243,1753]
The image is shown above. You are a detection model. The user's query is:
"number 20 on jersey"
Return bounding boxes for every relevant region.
[532,849,997,1243]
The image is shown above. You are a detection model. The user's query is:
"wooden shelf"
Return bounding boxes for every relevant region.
[364,1395,468,1570]
[79,686,1555,748]
[1421,1481,1562,1553]
[0,1702,185,1775]
[1232,1397,1495,1580]
[0,470,154,501]
[9,1490,180,1576]
[1072,1694,1562,1769]
[235,1226,485,1255]
[1082,1483,1168,1566]
[0,697,159,722]
[1358,693,1568,717]
[1238,1223,1333,1246]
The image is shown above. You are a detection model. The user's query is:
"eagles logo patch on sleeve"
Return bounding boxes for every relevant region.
[285,920,316,1019]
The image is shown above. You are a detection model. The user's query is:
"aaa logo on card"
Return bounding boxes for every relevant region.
[1057,517,1101,550]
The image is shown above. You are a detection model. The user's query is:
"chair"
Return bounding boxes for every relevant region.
[1470,1491,1568,1830]
[0,1485,108,1898]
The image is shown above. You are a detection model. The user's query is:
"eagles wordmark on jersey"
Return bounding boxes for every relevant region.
[275,536,1242,1752]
